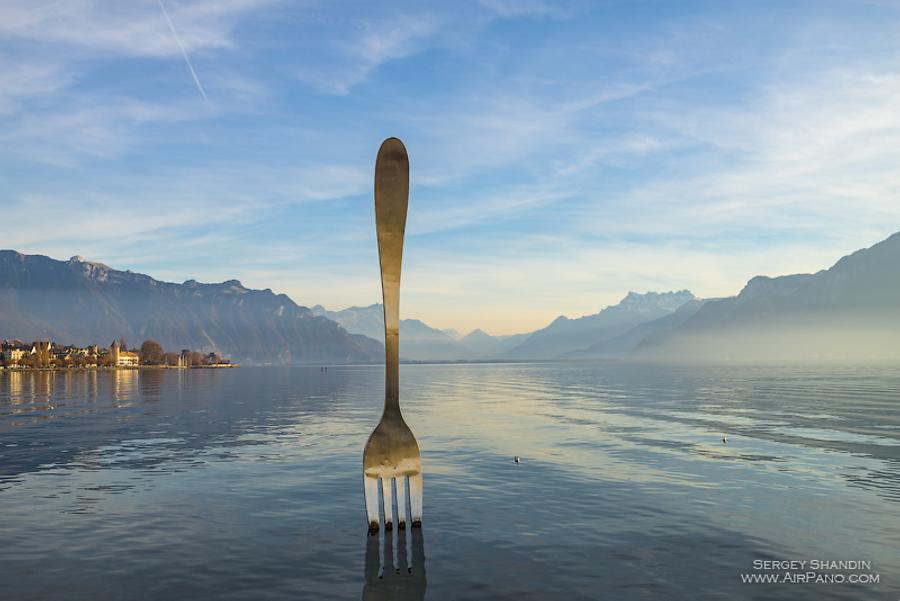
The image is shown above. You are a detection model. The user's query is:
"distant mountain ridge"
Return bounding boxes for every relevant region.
[635,232,900,361]
[460,328,531,358]
[0,251,382,364]
[502,290,696,359]
[565,298,709,359]
[314,292,701,361]
[5,231,895,365]
[311,304,527,360]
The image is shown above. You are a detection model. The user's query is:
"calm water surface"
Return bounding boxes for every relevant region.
[1,363,899,600]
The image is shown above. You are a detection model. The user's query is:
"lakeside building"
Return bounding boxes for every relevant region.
[1,338,233,369]
[52,344,101,367]
[1,342,28,365]
[109,340,139,367]
[2,340,54,367]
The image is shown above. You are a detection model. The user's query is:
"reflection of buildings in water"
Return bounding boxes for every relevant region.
[111,368,138,405]
[88,369,98,403]
[1,370,104,413]
[3,370,55,407]
[61,370,96,405]
[62,369,73,399]
[173,364,185,397]
[4,370,24,405]
[32,371,54,406]
[362,527,426,601]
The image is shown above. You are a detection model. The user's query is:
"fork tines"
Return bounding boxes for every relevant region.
[365,473,423,532]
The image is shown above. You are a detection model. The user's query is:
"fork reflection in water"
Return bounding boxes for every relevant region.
[362,527,426,601]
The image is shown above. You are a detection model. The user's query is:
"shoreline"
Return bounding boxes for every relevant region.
[0,364,239,372]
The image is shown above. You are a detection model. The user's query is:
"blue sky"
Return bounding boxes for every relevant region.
[2,0,900,334]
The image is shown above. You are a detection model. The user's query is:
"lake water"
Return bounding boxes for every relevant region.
[1,363,898,600]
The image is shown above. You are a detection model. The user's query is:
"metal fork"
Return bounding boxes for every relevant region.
[363,137,423,532]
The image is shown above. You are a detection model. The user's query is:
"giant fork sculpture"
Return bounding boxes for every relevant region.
[363,137,423,532]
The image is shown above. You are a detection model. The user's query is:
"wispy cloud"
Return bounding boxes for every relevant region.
[0,0,277,162]
[476,0,581,19]
[0,98,212,165]
[578,65,900,249]
[294,12,439,94]
[0,56,70,114]
[3,1,900,333]
[0,0,272,57]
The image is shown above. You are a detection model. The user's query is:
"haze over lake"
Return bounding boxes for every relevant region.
[2,364,898,600]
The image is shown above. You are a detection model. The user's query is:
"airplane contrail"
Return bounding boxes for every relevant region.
[157,0,208,100]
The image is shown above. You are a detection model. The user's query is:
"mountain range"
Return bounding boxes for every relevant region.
[310,304,528,360]
[2,231,898,364]
[315,231,900,362]
[0,252,381,364]
[312,291,701,361]
[632,232,900,361]
[501,290,696,359]
[564,298,709,359]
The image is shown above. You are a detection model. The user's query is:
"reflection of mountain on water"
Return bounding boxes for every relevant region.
[0,367,356,481]
[2,363,899,599]
[138,368,163,399]
[363,527,426,601]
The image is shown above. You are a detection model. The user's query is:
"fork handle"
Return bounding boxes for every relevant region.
[374,138,409,413]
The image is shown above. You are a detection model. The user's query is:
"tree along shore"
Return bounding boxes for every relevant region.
[0,364,238,372]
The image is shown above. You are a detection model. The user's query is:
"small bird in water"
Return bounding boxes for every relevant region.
[513,456,521,464]
[722,434,728,445]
